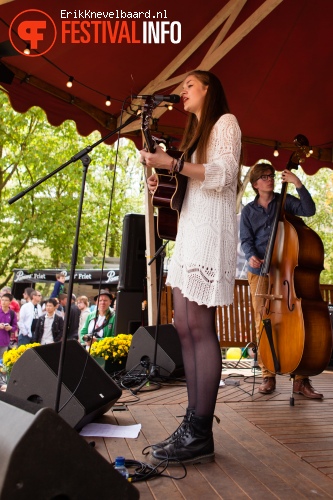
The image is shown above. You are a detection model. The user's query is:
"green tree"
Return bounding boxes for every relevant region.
[0,91,144,287]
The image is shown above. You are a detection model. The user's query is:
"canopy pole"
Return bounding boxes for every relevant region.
[144,166,158,326]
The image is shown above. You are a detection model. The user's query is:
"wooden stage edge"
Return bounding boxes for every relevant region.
[88,368,333,499]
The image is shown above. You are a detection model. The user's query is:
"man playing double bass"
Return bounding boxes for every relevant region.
[240,161,323,398]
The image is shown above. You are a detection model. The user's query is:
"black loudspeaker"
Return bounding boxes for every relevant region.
[114,290,147,335]
[126,324,184,377]
[6,340,122,430]
[118,213,162,291]
[0,392,139,500]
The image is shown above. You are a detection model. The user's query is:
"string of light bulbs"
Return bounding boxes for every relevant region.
[0,17,125,109]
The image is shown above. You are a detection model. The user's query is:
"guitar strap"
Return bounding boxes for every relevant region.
[92,311,113,338]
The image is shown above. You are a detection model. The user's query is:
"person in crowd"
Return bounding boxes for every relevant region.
[80,290,116,345]
[0,293,18,359]
[57,293,80,340]
[21,287,34,305]
[240,161,322,398]
[50,272,66,298]
[33,298,64,344]
[68,294,80,340]
[17,290,43,346]
[77,295,91,336]
[57,293,66,317]
[0,286,20,319]
[89,296,97,312]
[141,70,241,465]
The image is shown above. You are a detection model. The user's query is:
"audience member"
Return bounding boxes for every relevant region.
[69,294,80,340]
[0,286,20,318]
[58,293,80,340]
[17,290,43,346]
[50,272,66,298]
[80,290,116,345]
[21,287,34,305]
[77,296,91,335]
[34,298,64,344]
[0,293,18,359]
[58,293,67,318]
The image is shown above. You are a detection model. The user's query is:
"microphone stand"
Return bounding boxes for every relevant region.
[132,240,168,394]
[8,113,140,414]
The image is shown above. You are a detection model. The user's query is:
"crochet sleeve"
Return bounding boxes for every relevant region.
[200,114,241,192]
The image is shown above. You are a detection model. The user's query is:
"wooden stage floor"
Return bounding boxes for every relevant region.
[90,363,333,499]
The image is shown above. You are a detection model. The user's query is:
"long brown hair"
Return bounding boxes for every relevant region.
[180,70,230,163]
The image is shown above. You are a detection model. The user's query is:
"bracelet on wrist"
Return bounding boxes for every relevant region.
[169,157,177,175]
[174,155,184,173]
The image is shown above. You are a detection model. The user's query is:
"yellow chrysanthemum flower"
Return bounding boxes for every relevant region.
[3,343,41,374]
[89,334,133,362]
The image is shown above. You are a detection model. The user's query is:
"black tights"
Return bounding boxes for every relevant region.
[173,287,222,417]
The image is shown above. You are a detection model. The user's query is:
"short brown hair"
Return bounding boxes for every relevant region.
[77,295,89,306]
[249,161,274,194]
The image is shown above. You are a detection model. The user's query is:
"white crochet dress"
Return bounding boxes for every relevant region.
[166,113,241,307]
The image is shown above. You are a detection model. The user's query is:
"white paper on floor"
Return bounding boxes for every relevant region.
[79,423,141,438]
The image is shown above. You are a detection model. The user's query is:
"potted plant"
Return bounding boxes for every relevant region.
[89,334,133,374]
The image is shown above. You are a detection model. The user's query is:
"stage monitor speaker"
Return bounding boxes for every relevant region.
[118,213,162,291]
[126,324,184,377]
[0,392,139,500]
[6,340,122,430]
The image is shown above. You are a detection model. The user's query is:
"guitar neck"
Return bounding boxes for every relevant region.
[143,129,156,154]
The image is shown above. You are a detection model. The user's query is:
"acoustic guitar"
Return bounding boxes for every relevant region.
[141,96,187,241]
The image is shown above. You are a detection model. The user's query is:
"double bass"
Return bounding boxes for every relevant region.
[257,135,332,378]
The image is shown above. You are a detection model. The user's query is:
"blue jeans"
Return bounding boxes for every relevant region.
[18,334,32,347]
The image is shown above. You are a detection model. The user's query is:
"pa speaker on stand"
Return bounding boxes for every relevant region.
[118,213,162,292]
[115,214,162,335]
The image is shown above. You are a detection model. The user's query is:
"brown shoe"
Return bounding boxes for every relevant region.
[293,378,323,399]
[259,377,276,394]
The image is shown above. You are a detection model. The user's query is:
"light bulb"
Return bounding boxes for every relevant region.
[273,142,279,157]
[105,96,111,106]
[66,76,74,88]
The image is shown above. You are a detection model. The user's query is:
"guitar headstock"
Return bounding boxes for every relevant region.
[141,96,157,153]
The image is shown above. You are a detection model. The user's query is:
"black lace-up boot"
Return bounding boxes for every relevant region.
[151,408,195,450]
[150,414,214,466]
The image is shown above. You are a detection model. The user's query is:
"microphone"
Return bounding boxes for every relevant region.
[134,94,180,103]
